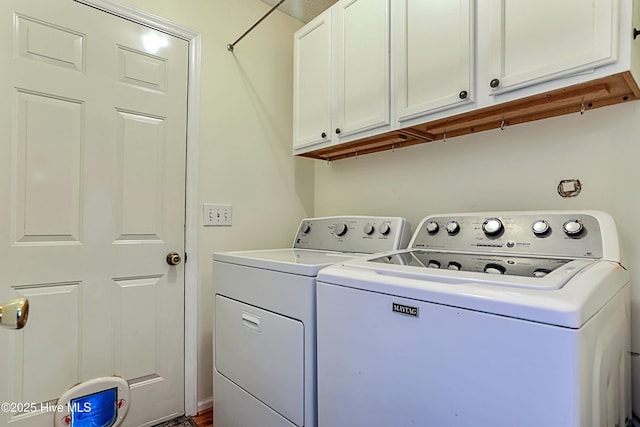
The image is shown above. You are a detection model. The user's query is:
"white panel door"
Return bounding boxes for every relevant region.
[486,0,618,95]
[394,0,474,124]
[0,0,188,426]
[333,0,390,141]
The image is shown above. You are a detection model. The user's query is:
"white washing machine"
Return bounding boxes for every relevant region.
[212,216,411,427]
[316,211,631,427]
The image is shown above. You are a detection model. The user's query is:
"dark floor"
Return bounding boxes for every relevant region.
[153,415,197,427]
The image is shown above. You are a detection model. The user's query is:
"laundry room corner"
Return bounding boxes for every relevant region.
[314,99,640,419]
[117,0,314,414]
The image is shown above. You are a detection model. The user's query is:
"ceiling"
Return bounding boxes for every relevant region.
[259,0,338,23]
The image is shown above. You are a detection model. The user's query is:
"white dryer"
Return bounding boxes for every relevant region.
[212,216,411,427]
[316,211,631,427]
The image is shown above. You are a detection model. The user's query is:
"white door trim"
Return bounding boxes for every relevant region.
[73,0,201,416]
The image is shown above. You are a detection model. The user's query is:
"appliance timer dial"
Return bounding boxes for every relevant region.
[482,218,503,236]
[334,222,348,237]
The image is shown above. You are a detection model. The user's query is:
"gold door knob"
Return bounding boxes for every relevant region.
[0,297,29,330]
[166,252,182,266]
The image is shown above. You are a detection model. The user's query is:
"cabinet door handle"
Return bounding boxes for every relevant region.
[321,132,327,138]
[490,78,500,88]
[459,90,468,99]
[335,128,341,134]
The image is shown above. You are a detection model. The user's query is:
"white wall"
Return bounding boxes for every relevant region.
[119,0,312,408]
[315,100,640,413]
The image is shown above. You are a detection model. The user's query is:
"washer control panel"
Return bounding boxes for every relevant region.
[293,216,411,253]
[412,212,605,259]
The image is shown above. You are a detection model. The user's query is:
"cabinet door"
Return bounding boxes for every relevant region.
[395,0,474,124]
[293,10,332,151]
[487,0,618,95]
[333,0,390,141]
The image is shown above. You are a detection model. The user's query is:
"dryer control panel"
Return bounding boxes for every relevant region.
[410,211,616,259]
[293,216,411,253]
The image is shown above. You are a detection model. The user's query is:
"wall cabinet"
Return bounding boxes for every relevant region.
[294,0,640,160]
[293,0,390,154]
[292,10,331,151]
[484,0,619,97]
[394,0,475,126]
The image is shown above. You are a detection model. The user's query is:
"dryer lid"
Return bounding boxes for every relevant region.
[213,248,361,276]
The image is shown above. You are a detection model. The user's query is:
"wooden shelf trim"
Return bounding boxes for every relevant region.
[299,72,639,162]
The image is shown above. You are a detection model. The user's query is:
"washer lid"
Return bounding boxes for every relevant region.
[213,248,362,276]
[370,250,577,284]
[317,252,629,327]
[344,249,592,291]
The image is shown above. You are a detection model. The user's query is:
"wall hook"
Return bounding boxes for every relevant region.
[580,97,585,115]
[443,130,447,143]
[326,157,331,164]
[500,119,506,130]
[391,143,395,152]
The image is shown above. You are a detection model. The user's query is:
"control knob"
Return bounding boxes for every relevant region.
[425,221,439,234]
[334,222,348,237]
[379,223,391,236]
[562,219,584,237]
[445,221,460,235]
[531,220,550,236]
[301,223,311,234]
[533,269,551,278]
[448,262,461,271]
[484,263,506,275]
[364,223,375,235]
[482,218,503,236]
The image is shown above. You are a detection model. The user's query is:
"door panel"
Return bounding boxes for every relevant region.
[293,11,332,150]
[113,276,161,380]
[13,284,80,404]
[487,0,618,94]
[395,0,474,122]
[333,0,390,139]
[14,90,83,243]
[115,111,166,241]
[16,14,85,72]
[215,296,304,426]
[0,1,188,426]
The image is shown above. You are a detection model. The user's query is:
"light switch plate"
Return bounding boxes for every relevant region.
[203,203,232,226]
